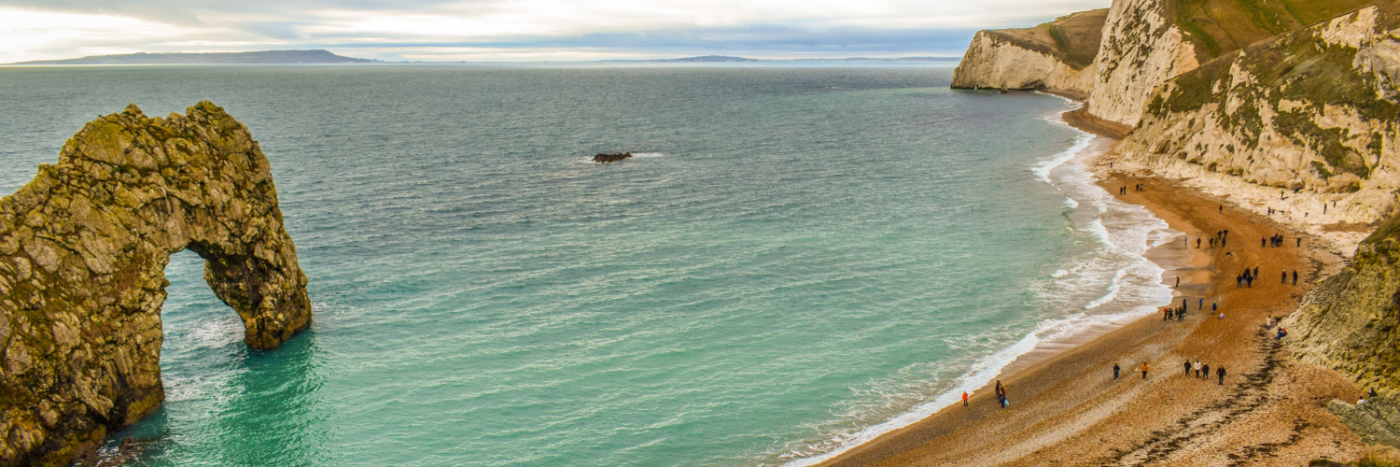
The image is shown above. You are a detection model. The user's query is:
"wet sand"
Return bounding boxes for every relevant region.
[814,130,1367,467]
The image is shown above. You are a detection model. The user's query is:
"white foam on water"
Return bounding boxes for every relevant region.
[783,95,1181,467]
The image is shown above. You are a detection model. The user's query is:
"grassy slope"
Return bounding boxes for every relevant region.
[1146,0,1400,180]
[1173,0,1373,60]
[986,9,1109,69]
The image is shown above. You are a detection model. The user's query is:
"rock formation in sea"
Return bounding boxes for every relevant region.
[594,153,633,163]
[0,101,311,466]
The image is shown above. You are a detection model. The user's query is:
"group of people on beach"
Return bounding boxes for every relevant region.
[1111,362,1151,381]
[1118,183,1145,195]
[1263,234,1289,248]
[1236,266,1299,287]
[1184,360,1227,385]
[1163,298,1217,321]
[1209,230,1229,248]
[1236,267,1259,288]
[960,381,1013,409]
[1266,316,1289,339]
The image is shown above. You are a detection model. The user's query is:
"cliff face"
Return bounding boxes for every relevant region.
[1118,4,1400,227]
[956,0,1374,127]
[950,9,1108,99]
[1084,0,1200,127]
[0,102,311,466]
[1289,210,1400,394]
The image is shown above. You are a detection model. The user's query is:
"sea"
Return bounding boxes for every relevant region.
[0,63,1178,466]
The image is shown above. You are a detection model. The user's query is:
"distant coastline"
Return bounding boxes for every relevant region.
[6,51,960,66]
[602,55,960,63]
[8,49,375,66]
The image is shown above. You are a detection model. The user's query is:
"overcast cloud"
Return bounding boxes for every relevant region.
[0,0,1110,63]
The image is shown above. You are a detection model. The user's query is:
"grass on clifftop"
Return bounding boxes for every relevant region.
[1173,0,1372,60]
[988,8,1109,69]
[1148,2,1400,180]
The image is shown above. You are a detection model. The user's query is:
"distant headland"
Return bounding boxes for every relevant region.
[604,55,960,63]
[9,49,373,66]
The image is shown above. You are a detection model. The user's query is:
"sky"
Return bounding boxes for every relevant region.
[0,0,1111,63]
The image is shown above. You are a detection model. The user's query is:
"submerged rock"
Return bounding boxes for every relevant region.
[593,153,633,163]
[0,101,310,466]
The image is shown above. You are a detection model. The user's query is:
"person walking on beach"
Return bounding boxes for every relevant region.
[1198,298,1203,309]
[1114,363,1121,382]
[963,391,969,407]
[1217,367,1226,385]
[1293,270,1298,285]
[1282,271,1288,283]
[1193,361,1202,378]
[1184,360,1192,377]
[1202,363,1210,380]
[1196,238,1201,248]
[1176,277,1180,288]
[1141,362,1149,379]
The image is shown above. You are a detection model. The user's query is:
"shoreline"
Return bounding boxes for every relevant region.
[807,104,1366,467]
[788,99,1188,466]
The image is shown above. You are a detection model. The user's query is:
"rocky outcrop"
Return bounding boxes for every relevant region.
[1326,396,1400,447]
[957,0,1375,127]
[1288,208,1400,395]
[0,102,311,466]
[1083,0,1200,127]
[593,153,633,163]
[1118,4,1400,228]
[951,9,1107,99]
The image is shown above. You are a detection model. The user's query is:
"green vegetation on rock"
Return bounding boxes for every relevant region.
[0,102,311,467]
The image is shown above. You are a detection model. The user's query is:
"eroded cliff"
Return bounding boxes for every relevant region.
[956,0,1373,127]
[950,9,1107,99]
[0,102,311,466]
[1118,3,1400,236]
[1289,211,1400,395]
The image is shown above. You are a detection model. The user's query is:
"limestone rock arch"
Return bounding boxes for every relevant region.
[0,102,311,466]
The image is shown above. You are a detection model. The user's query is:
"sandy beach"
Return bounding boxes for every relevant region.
[814,116,1369,467]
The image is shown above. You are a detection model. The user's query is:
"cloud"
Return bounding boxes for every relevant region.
[0,0,1111,62]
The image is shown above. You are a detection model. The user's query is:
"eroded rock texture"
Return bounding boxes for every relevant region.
[1289,211,1400,395]
[0,101,310,466]
[950,9,1108,99]
[1120,4,1400,226]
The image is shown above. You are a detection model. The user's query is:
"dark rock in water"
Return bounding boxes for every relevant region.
[593,153,633,163]
[0,101,310,467]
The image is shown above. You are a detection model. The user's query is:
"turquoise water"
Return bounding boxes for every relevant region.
[0,64,1172,466]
